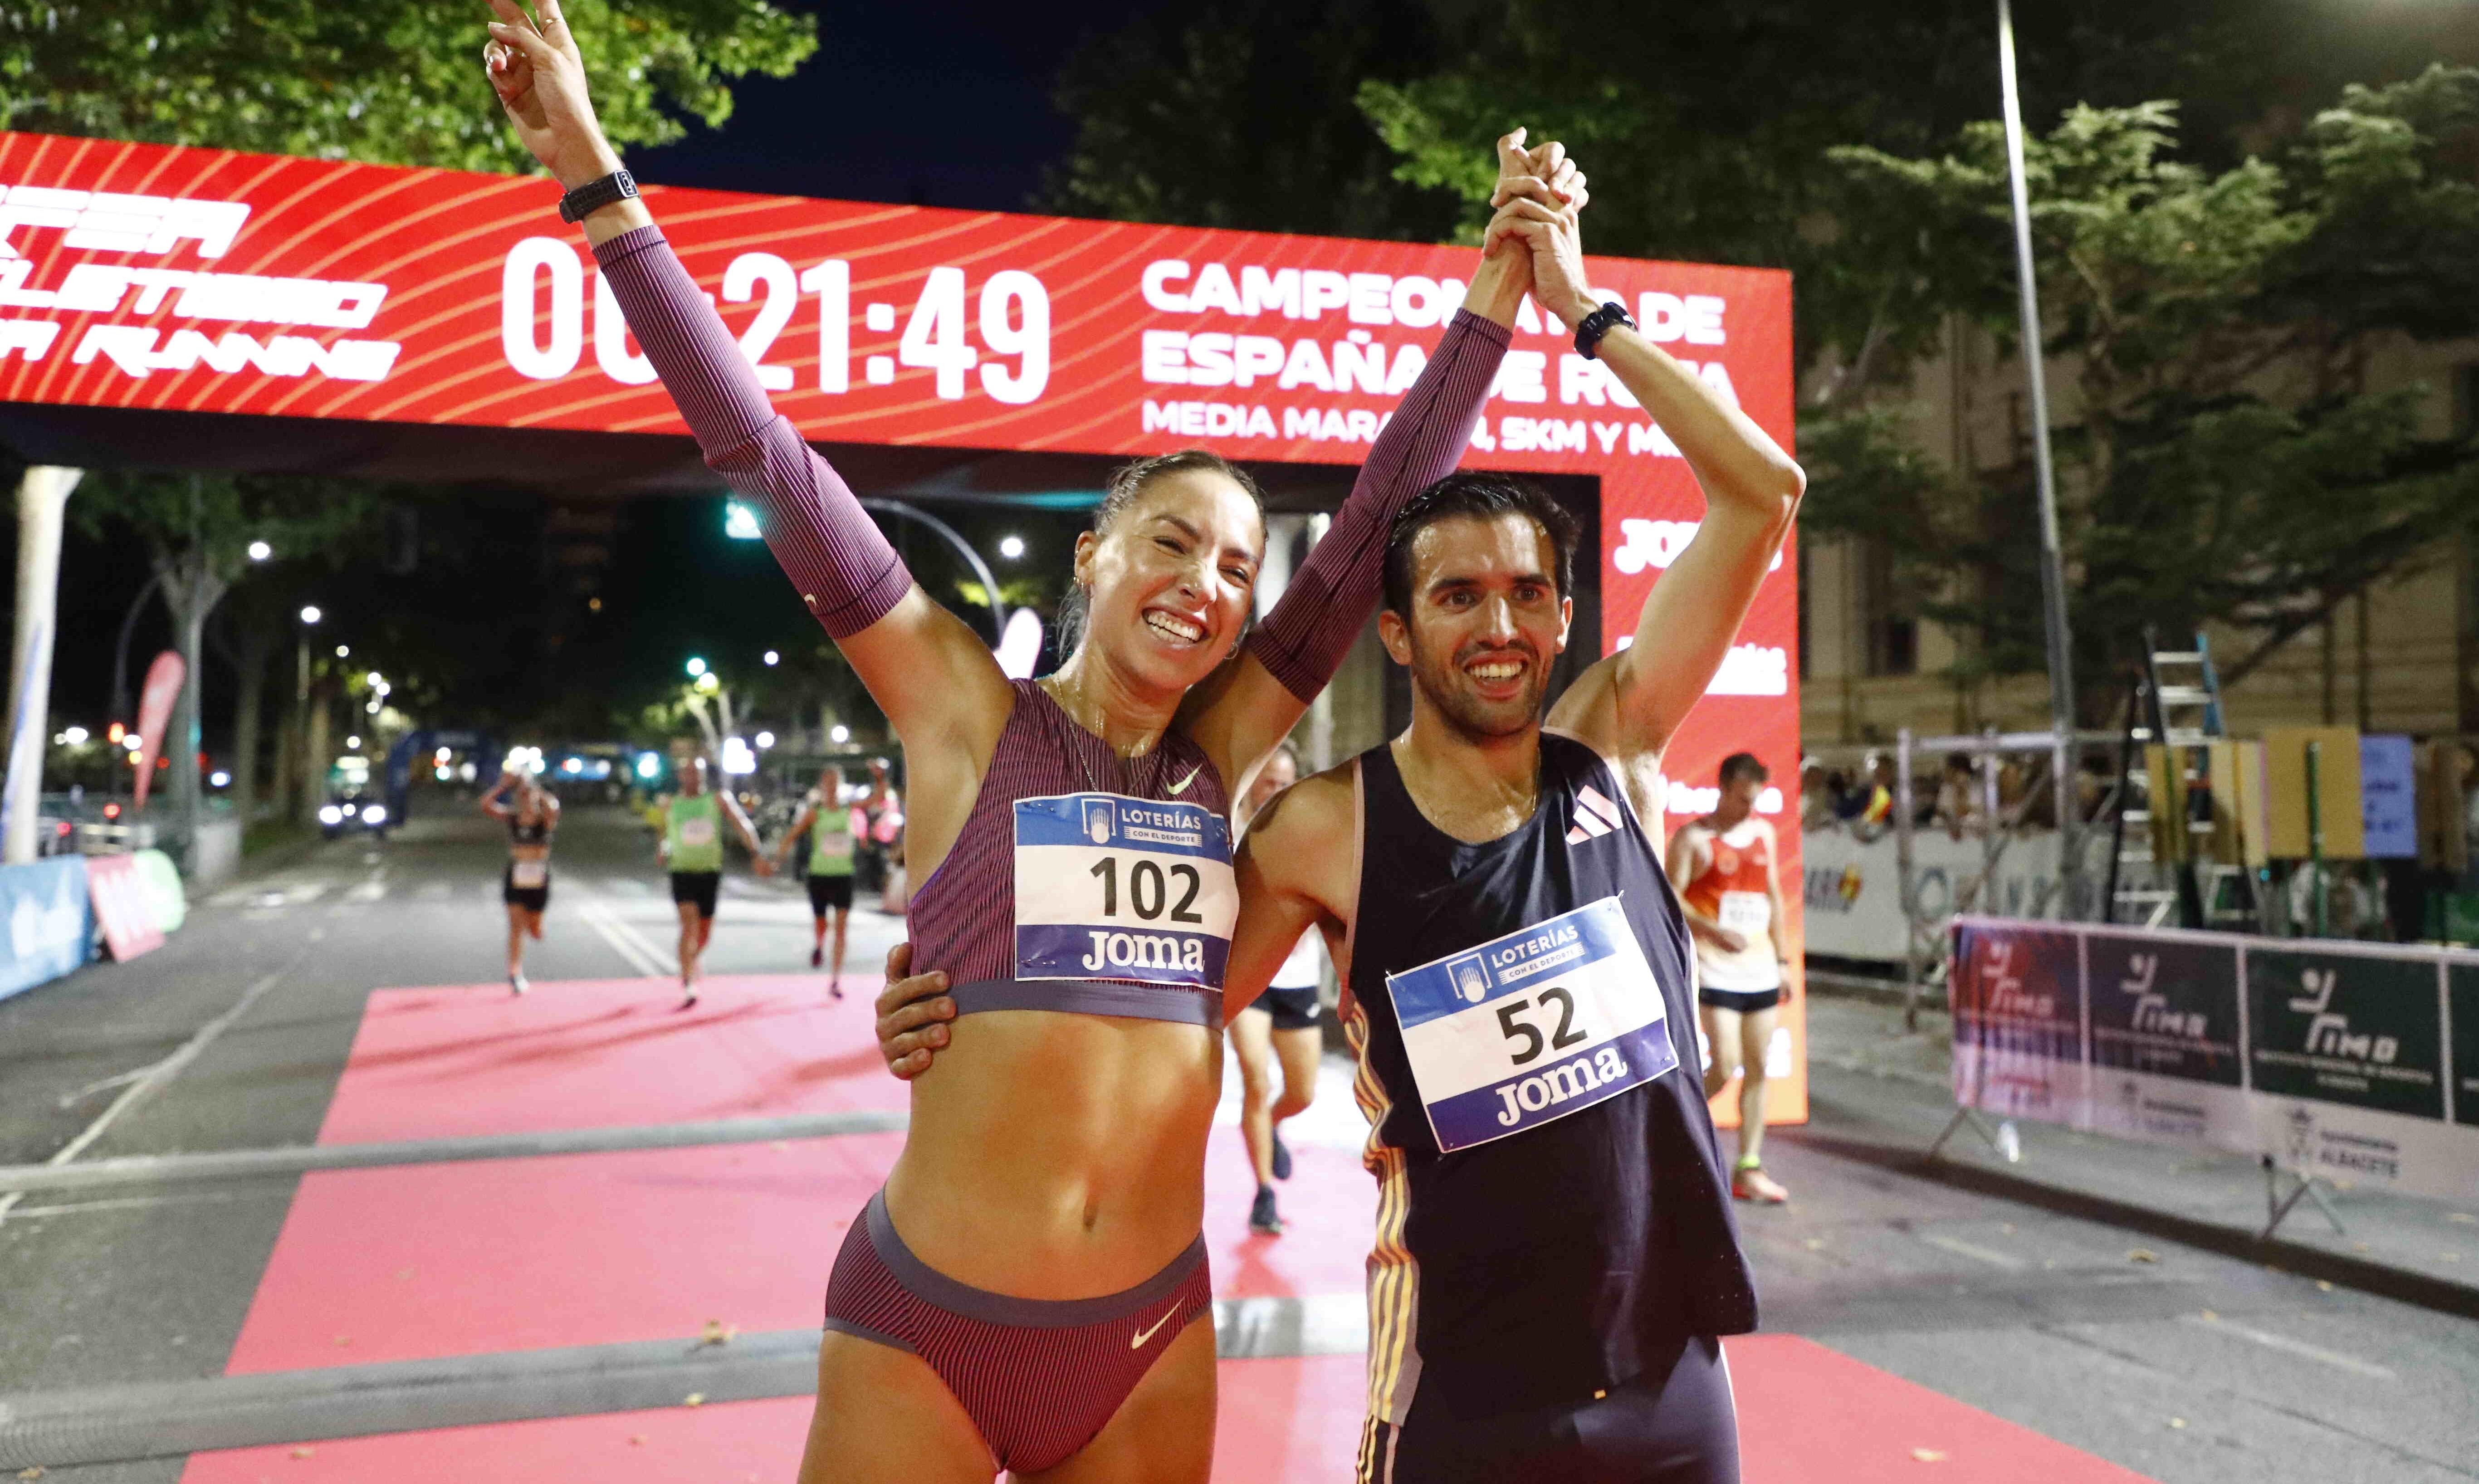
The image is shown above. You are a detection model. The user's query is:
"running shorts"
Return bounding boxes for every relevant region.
[1363,1333,1739,1484]
[1243,983,1322,1032]
[823,1190,1213,1474]
[502,864,550,913]
[669,870,722,919]
[806,874,856,915]
[1697,986,1783,1015]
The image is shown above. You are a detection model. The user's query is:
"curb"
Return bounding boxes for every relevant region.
[1782,1127,2479,1323]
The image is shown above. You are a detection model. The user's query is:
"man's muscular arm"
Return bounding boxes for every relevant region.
[1516,202,1804,766]
[1225,768,1358,1020]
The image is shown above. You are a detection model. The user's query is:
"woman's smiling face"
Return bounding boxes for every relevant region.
[1073,467,1264,695]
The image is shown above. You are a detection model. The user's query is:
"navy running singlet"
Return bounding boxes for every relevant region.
[1343,731,1758,1430]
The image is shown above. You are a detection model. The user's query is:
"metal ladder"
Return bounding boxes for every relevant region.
[2104,630,2245,928]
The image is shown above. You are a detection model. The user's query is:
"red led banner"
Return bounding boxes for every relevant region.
[0,130,1804,1114]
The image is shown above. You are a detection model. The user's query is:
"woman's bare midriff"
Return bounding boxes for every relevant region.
[881,1007,1220,1298]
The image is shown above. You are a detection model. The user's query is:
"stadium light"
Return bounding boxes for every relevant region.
[300,605,322,625]
[335,644,350,658]
[685,657,707,678]
[247,540,272,561]
[763,650,780,667]
[63,726,87,746]
[755,731,776,749]
[999,534,1026,560]
[346,734,362,749]
[830,724,850,744]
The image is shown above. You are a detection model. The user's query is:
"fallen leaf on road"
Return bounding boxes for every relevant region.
[395,1268,415,1281]
[1999,1224,2015,1235]
[2198,1310,2218,1322]
[1910,1448,1946,1463]
[685,1393,706,1407]
[2316,1280,2334,1292]
[2447,1213,2474,1225]
[2168,1418,2187,1430]
[629,1436,645,1447]
[2127,1249,2160,1264]
[333,1335,351,1346]
[292,1447,316,1459]
[699,1319,738,1347]
[1804,1238,1824,1251]
[20,1467,47,1479]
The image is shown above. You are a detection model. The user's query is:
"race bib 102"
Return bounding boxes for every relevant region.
[1387,896,1678,1152]
[1013,793,1237,987]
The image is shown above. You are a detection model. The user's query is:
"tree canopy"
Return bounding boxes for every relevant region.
[0,0,817,171]
[1800,67,2479,703]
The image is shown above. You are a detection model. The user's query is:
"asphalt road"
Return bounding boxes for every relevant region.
[1,802,2473,1483]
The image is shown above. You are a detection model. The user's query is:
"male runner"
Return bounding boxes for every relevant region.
[1667,752,1794,1204]
[775,765,861,997]
[878,197,1802,1481]
[1230,742,1324,1236]
[657,755,770,1006]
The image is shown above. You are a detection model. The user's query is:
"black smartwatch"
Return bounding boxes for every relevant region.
[557,167,638,224]
[1573,300,1636,360]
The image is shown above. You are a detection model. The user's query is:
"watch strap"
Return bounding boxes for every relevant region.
[1574,300,1636,361]
[557,168,638,225]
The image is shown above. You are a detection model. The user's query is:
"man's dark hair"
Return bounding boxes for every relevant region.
[1382,472,1579,617]
[1719,752,1768,786]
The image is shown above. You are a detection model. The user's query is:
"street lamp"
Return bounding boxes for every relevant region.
[830,724,850,744]
[1994,0,2082,913]
[999,534,1026,561]
[293,606,323,825]
[335,644,350,659]
[247,540,272,561]
[763,650,780,667]
[686,656,708,679]
[755,730,776,749]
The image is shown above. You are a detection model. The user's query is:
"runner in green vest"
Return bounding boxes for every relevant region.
[659,755,771,1007]
[775,765,861,999]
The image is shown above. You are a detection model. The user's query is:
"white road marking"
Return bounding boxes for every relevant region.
[2178,1313,2396,1379]
[0,952,304,1229]
[580,901,671,978]
[1919,1231,2029,1271]
[10,1191,263,1218]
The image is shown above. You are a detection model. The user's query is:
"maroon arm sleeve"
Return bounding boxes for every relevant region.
[593,225,911,639]
[1245,309,1510,701]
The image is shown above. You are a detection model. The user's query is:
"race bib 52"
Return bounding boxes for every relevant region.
[1386,896,1678,1152]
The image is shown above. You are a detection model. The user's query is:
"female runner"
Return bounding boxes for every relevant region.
[484,7,1578,1476]
[480,768,558,994]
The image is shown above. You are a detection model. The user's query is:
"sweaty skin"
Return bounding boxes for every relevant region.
[486,7,1579,1473]
[880,196,1807,1133]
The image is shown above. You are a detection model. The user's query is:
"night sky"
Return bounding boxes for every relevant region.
[626,0,1172,211]
[39,2,1180,748]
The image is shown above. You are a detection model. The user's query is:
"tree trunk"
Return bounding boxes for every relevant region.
[154,550,230,864]
[230,624,273,834]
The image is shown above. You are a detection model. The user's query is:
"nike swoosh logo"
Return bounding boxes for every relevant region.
[1131,1310,1177,1348]
[1165,766,1202,796]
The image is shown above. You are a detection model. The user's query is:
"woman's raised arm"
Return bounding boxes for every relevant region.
[482,0,1011,752]
[1178,132,1585,789]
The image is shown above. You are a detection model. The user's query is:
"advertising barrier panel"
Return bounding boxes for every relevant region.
[1803,827,2066,962]
[87,852,166,961]
[0,855,91,1002]
[1950,915,2478,1205]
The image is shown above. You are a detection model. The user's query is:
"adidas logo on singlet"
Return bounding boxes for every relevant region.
[1564,786,1626,844]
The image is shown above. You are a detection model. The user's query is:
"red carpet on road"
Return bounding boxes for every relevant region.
[184,975,2157,1482]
